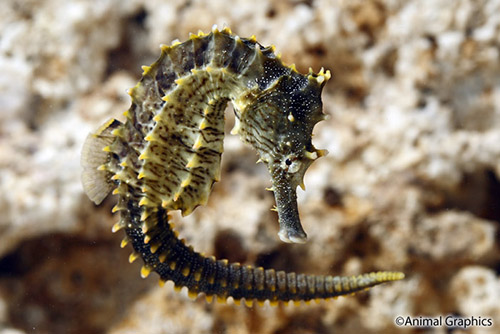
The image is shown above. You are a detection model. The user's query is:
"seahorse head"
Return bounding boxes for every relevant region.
[238,69,330,243]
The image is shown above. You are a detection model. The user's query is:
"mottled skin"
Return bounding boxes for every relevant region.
[81,27,404,305]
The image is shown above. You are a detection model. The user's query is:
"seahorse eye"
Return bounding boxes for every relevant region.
[281,155,301,174]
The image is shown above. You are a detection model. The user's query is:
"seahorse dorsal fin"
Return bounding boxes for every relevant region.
[81,118,121,204]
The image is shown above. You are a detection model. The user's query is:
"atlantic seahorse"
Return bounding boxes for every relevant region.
[81,26,404,306]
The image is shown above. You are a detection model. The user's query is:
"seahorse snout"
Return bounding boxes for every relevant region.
[271,169,308,243]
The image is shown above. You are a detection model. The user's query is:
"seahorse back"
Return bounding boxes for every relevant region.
[128,32,250,215]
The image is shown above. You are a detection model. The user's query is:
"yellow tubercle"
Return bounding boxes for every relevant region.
[199,118,208,130]
[304,150,318,160]
[317,149,328,157]
[140,210,149,222]
[175,77,187,85]
[180,175,192,188]
[221,26,232,34]
[186,155,199,168]
[192,136,203,150]
[173,191,181,202]
[129,252,139,263]
[111,127,124,137]
[144,134,155,142]
[120,238,129,248]
[188,290,198,299]
[150,243,160,253]
[160,44,169,52]
[316,75,326,84]
[141,65,152,75]
[111,221,123,232]
[138,197,151,207]
[158,253,167,263]
[141,265,152,278]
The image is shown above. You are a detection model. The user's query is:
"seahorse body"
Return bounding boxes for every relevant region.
[81,26,404,306]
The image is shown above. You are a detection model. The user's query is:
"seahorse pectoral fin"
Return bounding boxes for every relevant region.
[271,170,307,244]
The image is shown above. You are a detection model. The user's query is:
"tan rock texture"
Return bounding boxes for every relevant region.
[0,0,499,333]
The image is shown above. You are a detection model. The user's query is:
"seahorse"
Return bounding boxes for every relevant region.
[81,26,404,306]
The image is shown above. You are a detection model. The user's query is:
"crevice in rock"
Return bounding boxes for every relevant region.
[104,7,152,79]
[421,169,500,222]
[0,233,153,334]
[214,229,248,264]
[255,245,304,273]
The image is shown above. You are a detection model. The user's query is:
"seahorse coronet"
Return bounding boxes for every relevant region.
[81,28,404,306]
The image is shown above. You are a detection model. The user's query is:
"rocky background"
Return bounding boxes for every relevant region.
[1,0,500,333]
